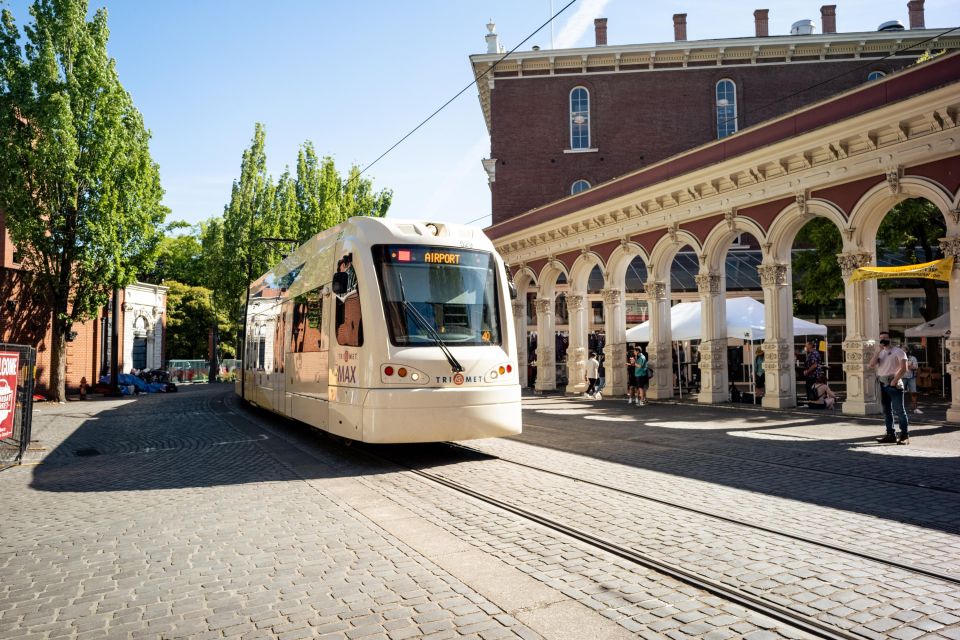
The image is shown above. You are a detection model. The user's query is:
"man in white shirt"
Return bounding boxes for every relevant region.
[584,352,600,399]
[868,331,910,444]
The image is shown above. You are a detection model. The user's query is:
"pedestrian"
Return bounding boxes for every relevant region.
[801,341,822,401]
[626,349,638,404]
[584,352,600,399]
[808,374,837,410]
[903,350,922,415]
[596,353,606,399]
[634,347,651,407]
[868,331,910,444]
[754,348,765,399]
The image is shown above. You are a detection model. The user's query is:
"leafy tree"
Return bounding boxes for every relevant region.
[142,222,204,287]
[163,281,220,360]
[793,199,946,322]
[0,0,166,400]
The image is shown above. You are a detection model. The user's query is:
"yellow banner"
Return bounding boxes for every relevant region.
[849,256,954,283]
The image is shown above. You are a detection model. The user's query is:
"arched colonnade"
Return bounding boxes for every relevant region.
[509,172,960,420]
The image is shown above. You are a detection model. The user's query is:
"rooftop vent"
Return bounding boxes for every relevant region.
[790,19,815,35]
[878,20,905,31]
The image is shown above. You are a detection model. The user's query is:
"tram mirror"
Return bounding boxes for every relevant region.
[332,272,348,295]
[508,281,518,300]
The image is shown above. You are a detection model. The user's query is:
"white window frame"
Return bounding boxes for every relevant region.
[569,86,591,150]
[571,179,591,195]
[867,70,886,81]
[716,79,738,139]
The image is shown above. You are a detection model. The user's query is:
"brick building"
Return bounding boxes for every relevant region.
[472,2,945,224]
[0,212,167,395]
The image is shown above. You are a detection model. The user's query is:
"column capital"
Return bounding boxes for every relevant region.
[601,288,622,306]
[939,236,960,260]
[512,301,524,318]
[757,263,788,287]
[695,273,722,295]
[565,294,585,313]
[644,281,667,300]
[836,251,873,279]
[534,298,552,315]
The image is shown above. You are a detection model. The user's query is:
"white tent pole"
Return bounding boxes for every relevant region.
[676,341,682,399]
[942,339,946,398]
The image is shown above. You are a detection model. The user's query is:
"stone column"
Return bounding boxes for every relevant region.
[644,281,673,399]
[838,251,880,415]
[695,273,728,403]
[602,288,627,396]
[758,263,796,408]
[565,294,587,394]
[512,300,527,388]
[534,297,556,393]
[939,236,960,422]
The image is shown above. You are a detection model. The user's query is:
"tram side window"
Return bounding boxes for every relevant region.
[290,289,323,353]
[335,253,363,347]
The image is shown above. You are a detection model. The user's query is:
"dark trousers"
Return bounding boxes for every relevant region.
[880,383,909,436]
[586,378,598,395]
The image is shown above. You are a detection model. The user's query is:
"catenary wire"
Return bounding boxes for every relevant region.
[356,1,579,182]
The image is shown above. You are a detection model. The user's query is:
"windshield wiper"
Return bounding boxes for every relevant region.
[397,274,464,373]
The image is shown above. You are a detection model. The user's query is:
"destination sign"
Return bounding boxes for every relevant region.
[381,245,487,266]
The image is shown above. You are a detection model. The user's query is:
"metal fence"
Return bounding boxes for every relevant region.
[0,343,36,470]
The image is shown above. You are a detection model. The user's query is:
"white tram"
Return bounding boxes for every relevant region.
[238,217,522,443]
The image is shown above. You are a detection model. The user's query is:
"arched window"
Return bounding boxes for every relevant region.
[867,70,886,81]
[569,87,590,150]
[716,79,737,139]
[571,179,591,195]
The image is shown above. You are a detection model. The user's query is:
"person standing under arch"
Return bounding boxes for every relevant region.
[869,331,910,444]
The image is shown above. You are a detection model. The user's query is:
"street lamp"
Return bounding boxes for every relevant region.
[240,237,298,400]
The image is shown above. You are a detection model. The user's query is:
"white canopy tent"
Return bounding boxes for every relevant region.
[626,297,827,342]
[905,312,949,397]
[626,297,827,402]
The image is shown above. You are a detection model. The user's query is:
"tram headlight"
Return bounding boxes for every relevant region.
[410,372,420,381]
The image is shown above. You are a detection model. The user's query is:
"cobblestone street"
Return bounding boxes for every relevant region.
[2,386,959,639]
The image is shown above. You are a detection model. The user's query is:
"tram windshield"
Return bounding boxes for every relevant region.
[374,245,502,346]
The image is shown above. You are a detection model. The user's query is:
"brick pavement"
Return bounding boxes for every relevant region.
[6,385,960,639]
[2,387,558,639]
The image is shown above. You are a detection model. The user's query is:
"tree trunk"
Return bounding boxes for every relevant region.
[48,310,68,403]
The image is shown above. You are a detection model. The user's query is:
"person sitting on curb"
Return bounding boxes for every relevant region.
[808,374,837,410]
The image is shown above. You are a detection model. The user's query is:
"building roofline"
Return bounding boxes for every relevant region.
[484,49,960,241]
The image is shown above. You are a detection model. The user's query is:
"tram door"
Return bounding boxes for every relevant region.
[287,287,330,429]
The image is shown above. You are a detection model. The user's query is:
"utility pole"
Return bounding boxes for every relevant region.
[109,286,121,396]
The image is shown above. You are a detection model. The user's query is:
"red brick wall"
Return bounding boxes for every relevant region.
[489,58,913,223]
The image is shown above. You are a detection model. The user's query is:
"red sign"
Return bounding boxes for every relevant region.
[0,352,18,439]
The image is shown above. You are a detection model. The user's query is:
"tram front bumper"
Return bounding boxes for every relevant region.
[360,385,522,443]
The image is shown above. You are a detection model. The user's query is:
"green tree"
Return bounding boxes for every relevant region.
[163,281,220,360]
[0,1,166,400]
[142,222,204,287]
[793,198,946,322]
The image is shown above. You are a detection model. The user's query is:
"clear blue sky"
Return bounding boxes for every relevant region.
[3,1,958,229]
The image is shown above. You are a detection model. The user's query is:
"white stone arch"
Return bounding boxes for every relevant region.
[766,198,849,263]
[512,268,538,388]
[648,231,704,282]
[606,242,650,291]
[538,260,568,299]
[514,267,538,296]
[701,217,768,272]
[848,175,956,249]
[132,314,150,337]
[569,251,606,294]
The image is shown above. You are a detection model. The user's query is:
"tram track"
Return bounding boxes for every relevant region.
[521,416,960,496]
[214,392,959,640]
[448,441,960,586]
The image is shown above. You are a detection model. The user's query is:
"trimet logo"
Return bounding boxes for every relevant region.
[435,374,482,385]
